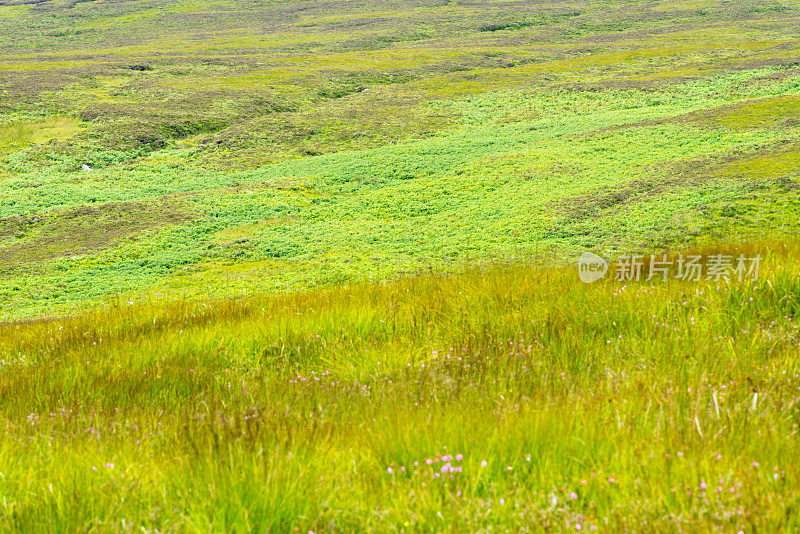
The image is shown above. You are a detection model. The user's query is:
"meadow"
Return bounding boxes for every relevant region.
[1,240,799,531]
[1,0,800,530]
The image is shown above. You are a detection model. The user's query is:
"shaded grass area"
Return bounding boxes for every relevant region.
[0,238,798,530]
[0,199,195,271]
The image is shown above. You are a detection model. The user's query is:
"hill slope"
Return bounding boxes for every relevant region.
[1,0,800,318]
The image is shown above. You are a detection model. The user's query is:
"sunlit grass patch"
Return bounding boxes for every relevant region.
[0,59,97,72]
[0,3,32,19]
[711,143,800,180]
[0,115,80,156]
[76,7,165,30]
[695,94,800,130]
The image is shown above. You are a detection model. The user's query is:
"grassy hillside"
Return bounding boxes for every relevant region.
[1,239,798,530]
[2,0,800,530]
[2,0,800,318]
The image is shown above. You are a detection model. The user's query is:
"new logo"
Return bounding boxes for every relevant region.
[578,252,608,283]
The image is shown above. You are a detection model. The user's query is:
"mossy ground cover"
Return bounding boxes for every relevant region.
[1,0,800,530]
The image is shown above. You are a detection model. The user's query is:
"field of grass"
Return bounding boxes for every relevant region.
[1,239,799,531]
[2,0,800,319]
[1,0,800,530]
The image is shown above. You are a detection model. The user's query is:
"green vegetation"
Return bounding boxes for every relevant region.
[2,0,800,318]
[1,240,798,531]
[1,0,799,530]
[0,115,79,156]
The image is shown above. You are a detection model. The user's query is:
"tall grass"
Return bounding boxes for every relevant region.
[1,238,798,531]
